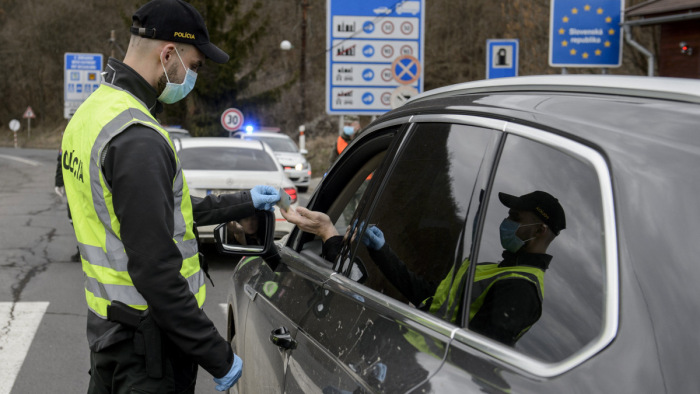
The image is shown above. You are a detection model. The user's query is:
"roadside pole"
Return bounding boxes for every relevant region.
[22,107,35,140]
[298,125,306,151]
[9,119,20,148]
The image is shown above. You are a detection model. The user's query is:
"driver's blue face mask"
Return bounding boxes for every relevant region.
[158,48,197,104]
[499,219,539,253]
[343,126,355,136]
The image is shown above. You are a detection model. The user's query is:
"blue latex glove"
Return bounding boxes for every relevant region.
[362,226,385,250]
[250,185,280,211]
[213,354,243,391]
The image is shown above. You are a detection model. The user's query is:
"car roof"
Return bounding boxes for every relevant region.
[176,137,266,150]
[408,75,700,105]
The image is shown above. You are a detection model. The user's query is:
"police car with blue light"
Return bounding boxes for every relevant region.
[232,126,312,192]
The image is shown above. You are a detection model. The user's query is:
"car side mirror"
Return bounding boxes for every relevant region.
[300,148,308,155]
[213,211,275,256]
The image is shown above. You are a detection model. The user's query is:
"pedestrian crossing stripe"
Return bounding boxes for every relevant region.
[0,302,49,394]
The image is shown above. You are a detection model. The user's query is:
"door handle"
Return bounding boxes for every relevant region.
[270,326,297,350]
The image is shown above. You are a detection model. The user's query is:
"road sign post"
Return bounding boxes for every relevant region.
[326,0,425,115]
[486,39,519,79]
[64,53,103,119]
[9,119,20,148]
[549,0,624,68]
[22,107,36,139]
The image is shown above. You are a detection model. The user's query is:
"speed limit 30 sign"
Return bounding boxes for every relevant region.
[221,108,244,132]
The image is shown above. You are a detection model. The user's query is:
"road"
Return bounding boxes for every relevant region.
[0,147,317,394]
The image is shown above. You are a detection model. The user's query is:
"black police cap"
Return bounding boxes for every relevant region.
[131,0,229,64]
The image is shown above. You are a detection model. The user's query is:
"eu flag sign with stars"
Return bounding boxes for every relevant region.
[549,0,624,67]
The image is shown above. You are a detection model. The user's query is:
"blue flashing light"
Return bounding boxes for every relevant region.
[245,125,254,134]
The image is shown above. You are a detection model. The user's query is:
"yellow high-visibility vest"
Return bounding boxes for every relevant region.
[61,83,204,319]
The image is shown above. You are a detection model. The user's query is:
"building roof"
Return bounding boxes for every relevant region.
[626,0,700,17]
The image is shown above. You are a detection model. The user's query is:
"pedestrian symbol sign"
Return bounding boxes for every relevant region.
[486,39,519,79]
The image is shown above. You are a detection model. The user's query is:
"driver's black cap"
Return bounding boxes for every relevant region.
[499,190,566,235]
[131,0,229,64]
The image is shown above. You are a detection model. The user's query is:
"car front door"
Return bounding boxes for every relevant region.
[284,120,501,392]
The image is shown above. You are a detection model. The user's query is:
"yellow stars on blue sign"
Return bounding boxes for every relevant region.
[550,0,622,66]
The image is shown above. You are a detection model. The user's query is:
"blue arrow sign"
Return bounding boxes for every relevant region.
[549,0,623,67]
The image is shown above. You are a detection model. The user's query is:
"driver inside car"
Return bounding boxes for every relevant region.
[281,190,566,346]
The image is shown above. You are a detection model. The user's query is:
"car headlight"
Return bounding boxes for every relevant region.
[295,163,304,171]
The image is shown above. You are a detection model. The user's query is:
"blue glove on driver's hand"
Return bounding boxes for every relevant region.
[213,354,243,392]
[362,226,385,250]
[251,185,280,211]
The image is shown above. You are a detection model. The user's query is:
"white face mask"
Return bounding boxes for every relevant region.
[158,48,197,104]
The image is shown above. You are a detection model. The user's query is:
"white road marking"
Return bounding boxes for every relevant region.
[219,303,227,317]
[0,154,41,167]
[0,302,49,394]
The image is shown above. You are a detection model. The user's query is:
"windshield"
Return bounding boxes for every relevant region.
[244,135,298,153]
[178,147,278,171]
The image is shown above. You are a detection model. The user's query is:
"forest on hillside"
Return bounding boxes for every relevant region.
[0,0,657,139]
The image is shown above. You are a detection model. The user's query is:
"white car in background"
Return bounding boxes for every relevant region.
[233,131,312,192]
[163,126,192,139]
[174,137,298,240]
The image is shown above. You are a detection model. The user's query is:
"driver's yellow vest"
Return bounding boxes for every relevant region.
[61,83,204,319]
[428,260,544,325]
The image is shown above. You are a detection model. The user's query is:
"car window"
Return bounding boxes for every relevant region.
[290,125,402,257]
[178,147,278,171]
[467,134,605,362]
[245,136,298,152]
[342,123,499,309]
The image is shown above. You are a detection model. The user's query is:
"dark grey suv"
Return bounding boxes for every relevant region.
[218,75,700,393]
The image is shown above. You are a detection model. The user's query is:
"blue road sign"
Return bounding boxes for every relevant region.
[486,39,519,79]
[549,0,624,67]
[392,55,421,84]
[64,53,103,119]
[327,0,425,115]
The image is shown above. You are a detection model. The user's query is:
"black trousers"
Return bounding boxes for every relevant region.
[88,337,198,394]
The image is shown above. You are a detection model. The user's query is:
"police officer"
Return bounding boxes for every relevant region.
[329,115,359,165]
[61,0,279,392]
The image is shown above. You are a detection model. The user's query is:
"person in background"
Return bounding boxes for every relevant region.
[54,149,80,262]
[60,0,280,392]
[329,115,360,165]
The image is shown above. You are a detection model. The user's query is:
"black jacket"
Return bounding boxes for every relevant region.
[85,58,254,378]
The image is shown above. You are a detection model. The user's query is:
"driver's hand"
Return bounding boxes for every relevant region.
[280,206,339,241]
